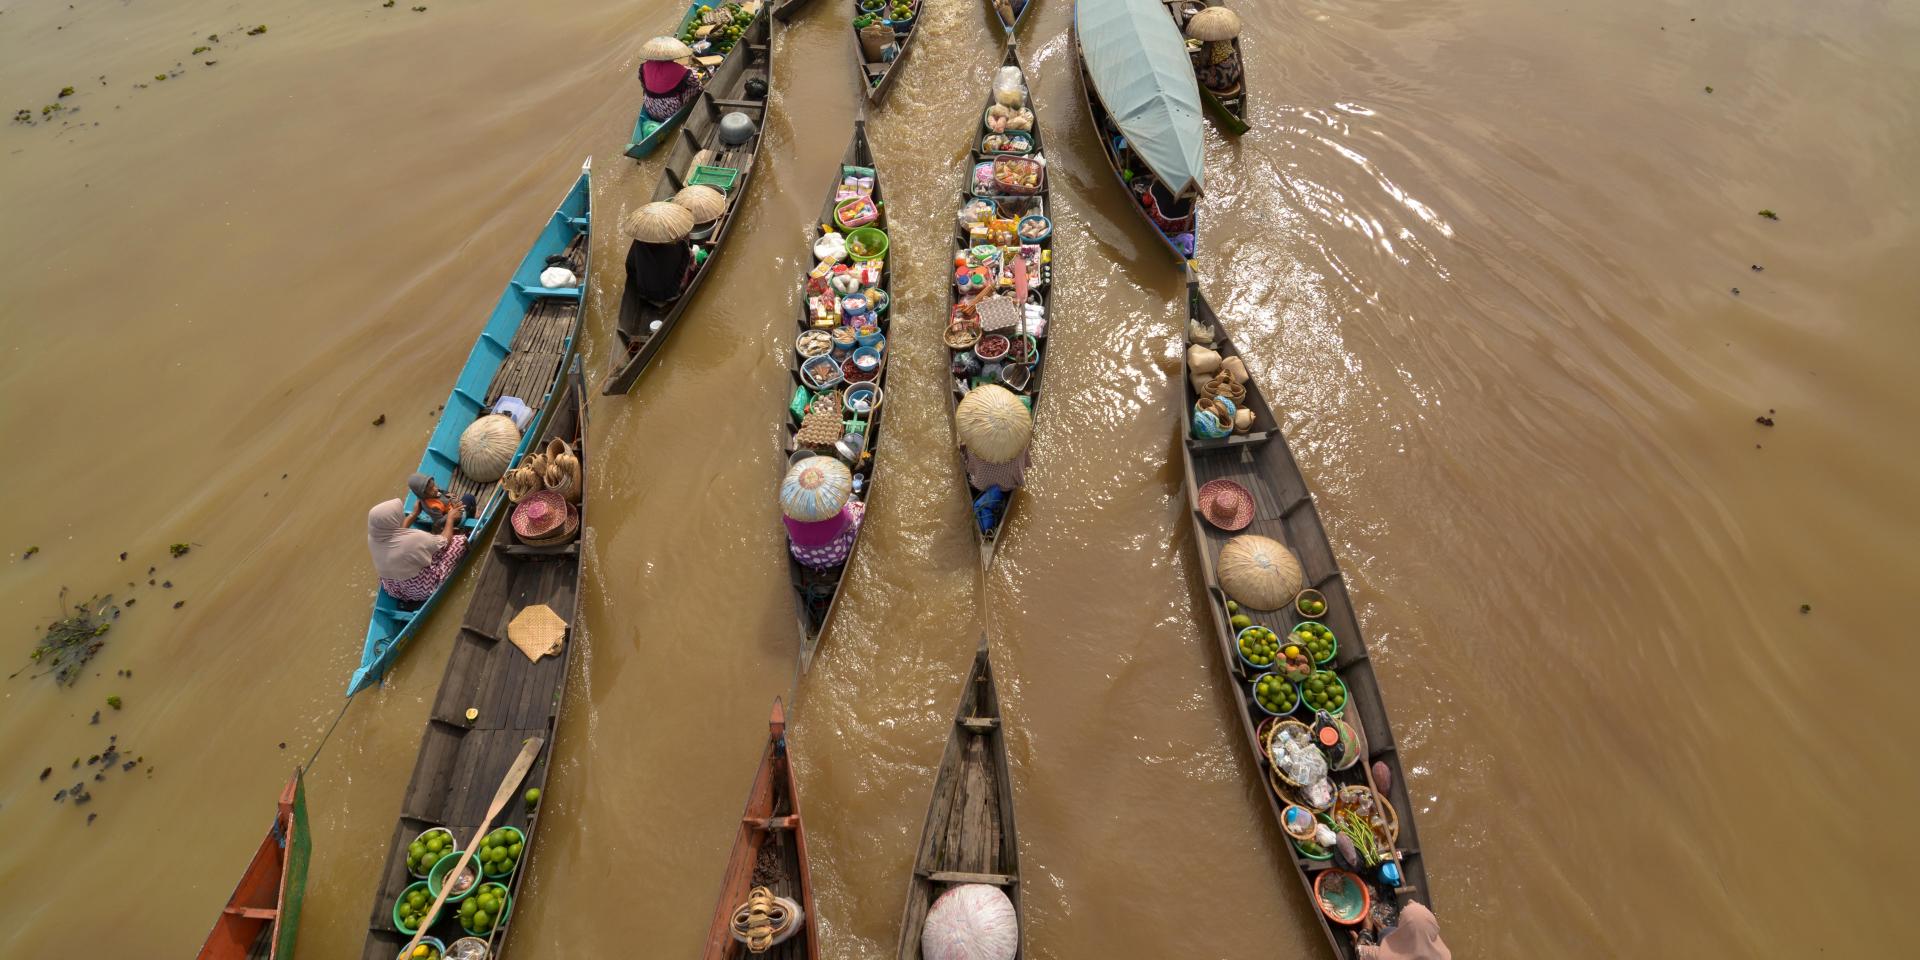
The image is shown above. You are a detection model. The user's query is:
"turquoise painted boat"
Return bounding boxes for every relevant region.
[625,0,766,158]
[347,159,592,696]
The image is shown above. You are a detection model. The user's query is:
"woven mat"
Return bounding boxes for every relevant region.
[507,604,568,662]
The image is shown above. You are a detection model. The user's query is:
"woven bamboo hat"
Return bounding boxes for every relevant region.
[1197,479,1254,531]
[780,457,852,522]
[512,490,579,545]
[627,201,695,243]
[1186,6,1243,41]
[641,35,694,61]
[955,384,1032,464]
[673,184,729,223]
[1216,534,1302,611]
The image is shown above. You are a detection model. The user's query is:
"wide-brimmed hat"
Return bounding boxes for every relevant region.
[781,457,852,522]
[955,384,1032,464]
[1198,478,1254,531]
[626,201,695,243]
[1186,6,1242,41]
[1217,534,1303,611]
[673,184,729,223]
[512,490,579,545]
[640,35,694,61]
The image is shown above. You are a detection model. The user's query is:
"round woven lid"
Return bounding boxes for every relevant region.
[1186,6,1243,40]
[1197,478,1254,531]
[955,384,1032,464]
[780,456,852,521]
[673,184,729,223]
[1216,534,1303,611]
[626,201,695,243]
[640,35,694,61]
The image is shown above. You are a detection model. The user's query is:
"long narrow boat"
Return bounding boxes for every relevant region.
[350,160,592,696]
[1178,282,1433,958]
[198,770,311,960]
[361,361,588,960]
[988,0,1037,34]
[786,120,890,670]
[946,42,1053,570]
[896,639,1023,960]
[700,700,820,960]
[1073,0,1207,261]
[853,0,924,103]
[626,0,769,158]
[1163,0,1249,133]
[772,0,819,22]
[605,10,773,396]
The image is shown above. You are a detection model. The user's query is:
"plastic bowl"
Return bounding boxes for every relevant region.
[1248,671,1300,718]
[844,383,882,415]
[428,851,479,902]
[975,334,1010,361]
[1235,624,1281,672]
[845,226,889,261]
[458,882,513,937]
[795,329,832,358]
[445,938,491,960]
[1314,869,1372,925]
[1288,620,1338,666]
[802,355,843,389]
[478,825,525,879]
[408,827,456,878]
[1017,214,1052,243]
[392,880,433,935]
[397,937,445,960]
[1299,670,1349,718]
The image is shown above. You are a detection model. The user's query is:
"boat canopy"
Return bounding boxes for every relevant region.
[1077,0,1207,197]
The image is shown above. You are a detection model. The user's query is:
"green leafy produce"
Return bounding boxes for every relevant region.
[1236,625,1279,667]
[1300,670,1347,714]
[1289,621,1335,663]
[1253,673,1297,714]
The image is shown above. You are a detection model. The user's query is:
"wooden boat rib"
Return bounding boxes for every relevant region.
[700,700,820,960]
[1163,0,1249,133]
[787,120,890,670]
[1178,282,1433,958]
[1071,0,1206,262]
[198,770,311,960]
[351,160,592,696]
[854,0,924,103]
[360,361,588,960]
[947,43,1053,570]
[605,11,773,396]
[627,0,769,158]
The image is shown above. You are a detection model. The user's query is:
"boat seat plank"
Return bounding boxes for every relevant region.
[957,716,1000,732]
[222,905,278,919]
[925,870,1014,886]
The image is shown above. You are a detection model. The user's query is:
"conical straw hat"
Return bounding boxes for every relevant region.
[640,35,694,61]
[1216,535,1302,611]
[674,184,729,223]
[627,201,695,243]
[780,456,852,522]
[1186,6,1243,41]
[955,384,1032,464]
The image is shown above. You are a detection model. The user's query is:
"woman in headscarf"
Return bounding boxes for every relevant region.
[367,497,468,604]
[1353,902,1450,960]
[639,37,703,123]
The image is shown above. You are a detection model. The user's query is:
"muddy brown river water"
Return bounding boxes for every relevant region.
[2,0,1917,955]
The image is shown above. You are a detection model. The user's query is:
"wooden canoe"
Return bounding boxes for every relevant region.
[1070,23,1199,262]
[350,160,592,696]
[853,0,924,104]
[946,42,1053,571]
[896,639,1023,960]
[198,770,311,960]
[987,0,1036,34]
[360,360,588,960]
[786,120,890,671]
[700,700,821,960]
[605,10,773,396]
[626,0,770,158]
[772,0,820,22]
[1163,0,1249,133]
[1177,282,1434,957]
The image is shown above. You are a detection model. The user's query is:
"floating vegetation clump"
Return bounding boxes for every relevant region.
[169,543,192,558]
[19,591,119,686]
[247,24,268,36]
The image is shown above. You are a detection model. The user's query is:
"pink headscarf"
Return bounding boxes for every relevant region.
[642,60,691,95]
[1357,902,1449,960]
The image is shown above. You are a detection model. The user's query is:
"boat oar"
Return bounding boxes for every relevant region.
[398,736,544,955]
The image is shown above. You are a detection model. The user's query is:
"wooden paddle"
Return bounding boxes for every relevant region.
[398,736,544,956]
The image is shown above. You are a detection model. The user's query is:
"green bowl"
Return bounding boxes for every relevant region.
[392,880,432,935]
[1288,620,1338,666]
[478,825,526,879]
[427,851,478,903]
[1299,670,1348,718]
[458,882,513,937]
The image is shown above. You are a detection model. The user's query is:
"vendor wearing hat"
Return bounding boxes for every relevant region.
[1184,6,1244,97]
[955,384,1033,493]
[639,36,703,122]
[781,457,865,570]
[627,200,696,304]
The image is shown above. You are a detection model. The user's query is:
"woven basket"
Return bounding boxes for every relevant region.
[1200,371,1246,404]
[542,438,581,503]
[945,320,981,350]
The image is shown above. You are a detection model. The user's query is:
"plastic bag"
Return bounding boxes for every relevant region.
[992,66,1027,108]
